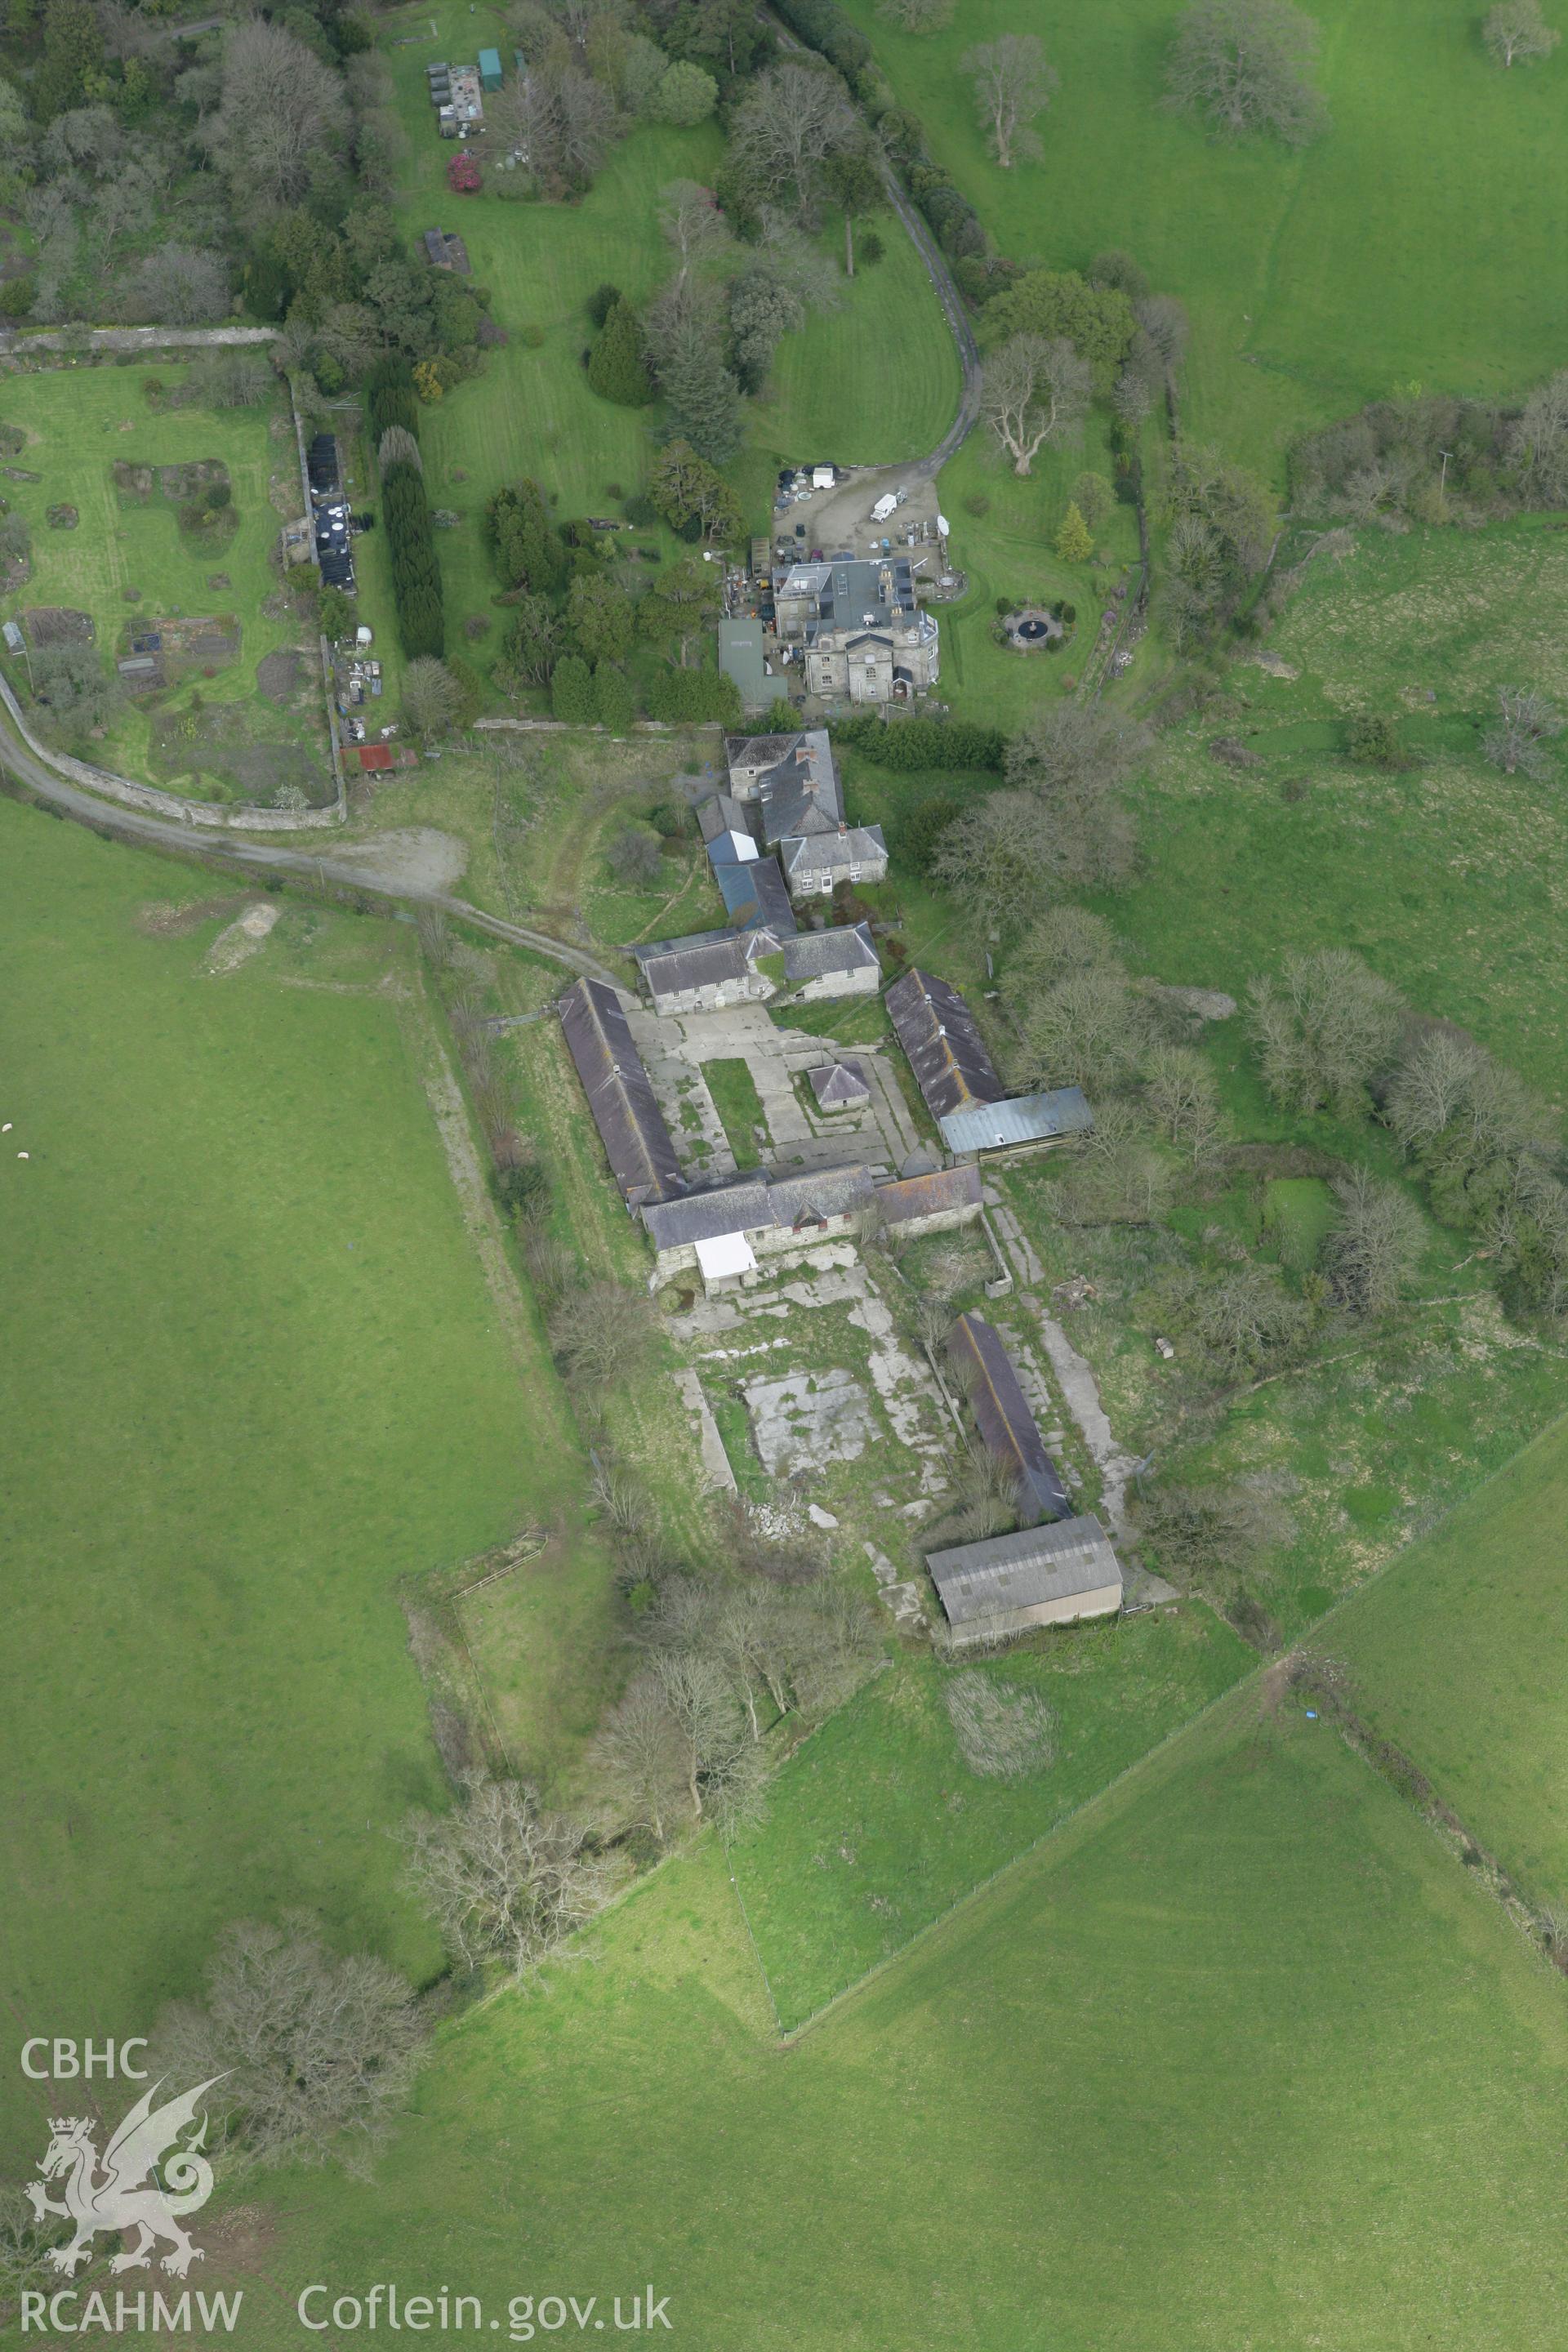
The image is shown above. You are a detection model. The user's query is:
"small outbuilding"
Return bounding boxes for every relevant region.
[718,617,770,714]
[926,1517,1122,1650]
[781,921,880,1000]
[808,1058,871,1112]
[885,967,1004,1125]
[478,45,502,88]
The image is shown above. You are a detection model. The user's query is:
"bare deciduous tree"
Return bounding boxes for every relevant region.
[1481,684,1564,778]
[877,0,953,26]
[125,242,228,326]
[1019,967,1147,1093]
[378,424,423,477]
[1483,0,1560,65]
[1165,0,1329,145]
[1189,1262,1306,1377]
[1145,1042,1223,1162]
[152,1919,425,2174]
[961,33,1057,167]
[207,19,349,207]
[607,824,663,889]
[400,1775,612,1980]
[549,1281,655,1388]
[932,789,1061,933]
[589,1672,688,1846]
[1383,1030,1485,1147]
[979,334,1091,474]
[1245,949,1402,1116]
[1323,1168,1426,1316]
[401,657,460,744]
[728,60,857,225]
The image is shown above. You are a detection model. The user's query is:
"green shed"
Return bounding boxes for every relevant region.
[478,46,502,88]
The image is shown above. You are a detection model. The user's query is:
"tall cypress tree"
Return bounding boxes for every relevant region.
[587,301,654,408]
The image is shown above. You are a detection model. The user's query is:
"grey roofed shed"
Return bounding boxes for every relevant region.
[884,966,1004,1123]
[782,922,879,982]
[808,1058,871,1109]
[939,1087,1094,1156]
[558,977,684,1209]
[947,1312,1071,1523]
[874,1163,982,1226]
[718,617,769,713]
[926,1517,1122,1639]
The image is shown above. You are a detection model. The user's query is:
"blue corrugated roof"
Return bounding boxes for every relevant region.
[938,1088,1094,1154]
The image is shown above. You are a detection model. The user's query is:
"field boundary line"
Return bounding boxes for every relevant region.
[777,1400,1568,2043]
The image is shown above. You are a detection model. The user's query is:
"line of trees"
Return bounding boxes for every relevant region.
[368,361,443,660]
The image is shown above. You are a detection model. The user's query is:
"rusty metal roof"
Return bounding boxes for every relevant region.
[947,1312,1071,1523]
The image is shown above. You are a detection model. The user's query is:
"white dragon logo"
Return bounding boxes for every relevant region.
[25,2077,226,2278]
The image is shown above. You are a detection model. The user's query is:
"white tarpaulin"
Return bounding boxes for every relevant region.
[695,1232,757,1284]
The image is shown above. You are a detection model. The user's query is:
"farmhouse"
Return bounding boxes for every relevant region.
[770,557,940,705]
[633,926,783,1017]
[926,1517,1122,1651]
[885,968,1004,1125]
[559,977,684,1209]
[939,1086,1094,1159]
[717,729,888,901]
[779,824,889,900]
[946,1312,1071,1524]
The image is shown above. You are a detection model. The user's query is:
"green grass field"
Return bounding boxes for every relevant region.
[1102,518,1568,1095]
[216,1694,1568,2351]
[846,0,1568,480]
[0,797,605,2168]
[1332,1411,1568,1910]
[0,366,332,803]
[730,1605,1253,2026]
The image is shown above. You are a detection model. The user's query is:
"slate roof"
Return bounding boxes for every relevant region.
[808,1059,871,1108]
[782,922,878,981]
[697,792,753,850]
[874,1163,982,1227]
[716,858,797,935]
[558,978,684,1209]
[947,1312,1071,1524]
[779,824,887,879]
[884,968,1004,1123]
[925,1517,1121,1629]
[633,926,782,1001]
[724,730,808,773]
[642,1165,873,1253]
[939,1087,1093,1156]
[758,735,843,844]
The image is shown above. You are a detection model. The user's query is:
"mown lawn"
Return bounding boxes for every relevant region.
[237,1696,1568,2351]
[730,1603,1254,2027]
[0,365,332,802]
[1332,1410,1568,1912]
[845,0,1568,480]
[0,800,581,2167]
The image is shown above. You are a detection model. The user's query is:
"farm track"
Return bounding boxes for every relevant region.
[0,697,617,982]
